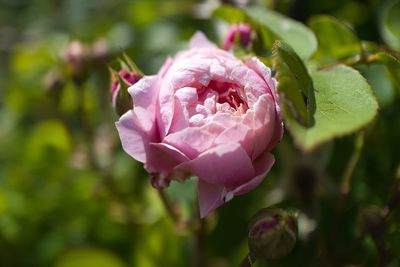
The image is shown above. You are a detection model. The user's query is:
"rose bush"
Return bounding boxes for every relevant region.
[116,32,283,217]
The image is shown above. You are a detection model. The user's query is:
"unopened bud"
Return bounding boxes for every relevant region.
[91,38,110,63]
[248,208,297,260]
[63,40,90,84]
[222,23,252,50]
[110,53,143,116]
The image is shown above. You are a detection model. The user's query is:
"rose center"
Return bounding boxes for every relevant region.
[197,80,248,113]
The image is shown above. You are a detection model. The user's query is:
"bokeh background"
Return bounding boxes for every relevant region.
[0,0,399,266]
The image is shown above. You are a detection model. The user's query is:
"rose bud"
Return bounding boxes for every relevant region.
[91,38,111,63]
[110,54,143,116]
[248,208,297,260]
[62,40,90,84]
[222,23,252,50]
[116,32,283,218]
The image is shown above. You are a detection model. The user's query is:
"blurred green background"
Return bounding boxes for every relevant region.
[1,0,400,266]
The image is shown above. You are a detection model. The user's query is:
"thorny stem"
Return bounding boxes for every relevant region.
[240,253,257,267]
[340,132,365,195]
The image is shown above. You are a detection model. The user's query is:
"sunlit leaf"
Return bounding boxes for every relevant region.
[358,64,395,108]
[286,65,378,151]
[245,6,317,59]
[368,52,400,89]
[273,40,315,127]
[309,15,361,63]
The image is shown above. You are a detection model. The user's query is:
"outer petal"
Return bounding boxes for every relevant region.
[243,94,276,159]
[231,151,275,196]
[198,180,225,218]
[179,143,255,187]
[128,76,157,115]
[146,142,190,179]
[245,58,284,150]
[163,122,225,159]
[189,31,217,49]
[245,57,276,96]
[214,123,253,156]
[116,111,151,163]
[197,151,275,218]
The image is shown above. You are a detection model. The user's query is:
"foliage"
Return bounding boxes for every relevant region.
[1,0,400,267]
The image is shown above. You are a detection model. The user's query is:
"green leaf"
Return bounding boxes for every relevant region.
[381,0,400,49]
[212,5,248,23]
[245,6,317,59]
[272,40,315,127]
[55,247,126,267]
[358,64,396,108]
[309,15,361,63]
[286,65,379,151]
[368,52,400,90]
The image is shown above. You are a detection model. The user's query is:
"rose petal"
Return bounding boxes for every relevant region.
[116,111,152,163]
[231,151,275,196]
[179,143,255,187]
[174,87,198,105]
[214,123,253,156]
[169,97,190,133]
[243,94,276,159]
[197,151,275,218]
[128,75,158,113]
[163,126,216,159]
[197,180,225,218]
[245,57,276,96]
[189,31,217,49]
[147,142,190,179]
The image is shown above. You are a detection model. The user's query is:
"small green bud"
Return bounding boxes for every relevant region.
[248,208,297,260]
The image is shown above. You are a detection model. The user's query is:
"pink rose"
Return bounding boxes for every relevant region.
[222,23,252,50]
[116,32,283,218]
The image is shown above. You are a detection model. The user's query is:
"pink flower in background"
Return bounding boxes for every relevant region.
[222,23,252,50]
[116,32,283,217]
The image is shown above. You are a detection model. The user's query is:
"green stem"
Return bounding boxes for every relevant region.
[193,218,207,267]
[340,132,364,195]
[240,253,256,267]
[157,189,182,225]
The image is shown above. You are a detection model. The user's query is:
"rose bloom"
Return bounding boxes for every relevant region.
[116,32,283,217]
